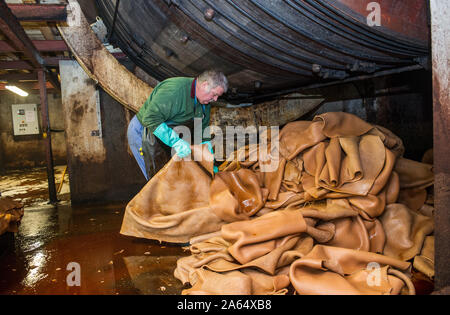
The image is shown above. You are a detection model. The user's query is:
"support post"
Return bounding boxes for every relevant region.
[38,69,58,204]
[430,0,450,292]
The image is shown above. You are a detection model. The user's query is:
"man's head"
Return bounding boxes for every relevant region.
[195,70,228,105]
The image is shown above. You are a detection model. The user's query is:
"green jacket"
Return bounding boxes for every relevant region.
[136,77,211,140]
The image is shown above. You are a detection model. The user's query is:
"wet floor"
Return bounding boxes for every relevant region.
[0,202,190,295]
[0,167,190,295]
[0,165,70,208]
[0,167,435,295]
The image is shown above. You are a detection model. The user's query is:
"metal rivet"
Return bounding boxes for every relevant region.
[180,35,189,44]
[312,64,322,73]
[204,8,215,21]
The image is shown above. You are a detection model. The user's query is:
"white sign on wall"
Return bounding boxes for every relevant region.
[11,104,40,136]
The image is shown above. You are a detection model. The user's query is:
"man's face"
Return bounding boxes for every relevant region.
[196,81,225,105]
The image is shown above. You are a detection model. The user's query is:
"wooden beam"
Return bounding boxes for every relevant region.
[38,69,58,204]
[0,0,60,90]
[0,81,55,90]
[44,56,71,67]
[0,0,44,68]
[58,9,153,113]
[0,57,70,69]
[40,26,56,41]
[0,72,37,82]
[0,40,68,52]
[430,0,450,292]
[35,41,67,52]
[0,60,33,70]
[0,40,13,51]
[7,4,67,22]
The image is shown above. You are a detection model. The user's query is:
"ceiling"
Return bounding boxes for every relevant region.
[0,0,431,102]
[94,0,430,103]
[0,0,69,94]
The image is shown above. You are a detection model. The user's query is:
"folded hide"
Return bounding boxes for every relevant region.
[318,137,342,188]
[328,135,386,196]
[413,236,434,280]
[370,125,405,158]
[289,245,412,295]
[0,198,24,235]
[325,215,386,253]
[182,267,291,295]
[210,169,268,222]
[279,121,326,160]
[380,204,434,261]
[398,188,428,212]
[221,210,308,265]
[120,144,225,243]
[313,112,374,138]
[394,158,434,190]
[121,112,434,295]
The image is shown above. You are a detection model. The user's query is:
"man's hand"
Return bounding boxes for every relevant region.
[173,139,191,158]
[153,122,192,159]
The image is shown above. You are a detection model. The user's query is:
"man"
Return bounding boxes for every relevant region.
[128,70,228,180]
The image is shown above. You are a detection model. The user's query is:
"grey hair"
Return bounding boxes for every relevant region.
[197,70,228,93]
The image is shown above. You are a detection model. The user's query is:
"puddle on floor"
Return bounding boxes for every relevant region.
[1,166,190,295]
[0,203,190,295]
[0,166,70,208]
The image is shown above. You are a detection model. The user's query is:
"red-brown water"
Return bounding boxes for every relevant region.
[0,202,189,295]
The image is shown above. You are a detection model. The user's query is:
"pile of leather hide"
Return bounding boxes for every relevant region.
[0,197,24,236]
[120,112,434,295]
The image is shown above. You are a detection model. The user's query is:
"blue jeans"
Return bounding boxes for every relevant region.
[127,115,148,181]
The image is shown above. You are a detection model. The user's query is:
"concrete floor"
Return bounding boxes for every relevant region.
[0,166,70,208]
[0,167,189,295]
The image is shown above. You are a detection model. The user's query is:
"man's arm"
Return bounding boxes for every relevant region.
[139,90,191,158]
[139,97,173,134]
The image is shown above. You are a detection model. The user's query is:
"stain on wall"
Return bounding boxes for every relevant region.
[60,60,145,204]
[0,92,67,171]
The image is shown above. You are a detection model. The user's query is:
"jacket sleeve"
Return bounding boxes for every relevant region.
[139,88,179,134]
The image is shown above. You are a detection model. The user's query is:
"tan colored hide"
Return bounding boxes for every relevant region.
[0,198,24,235]
[121,112,434,295]
[120,145,225,243]
[289,245,413,295]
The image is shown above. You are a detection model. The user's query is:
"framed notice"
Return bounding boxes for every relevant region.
[11,104,40,136]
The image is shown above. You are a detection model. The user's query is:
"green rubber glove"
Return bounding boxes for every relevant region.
[153,123,191,158]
